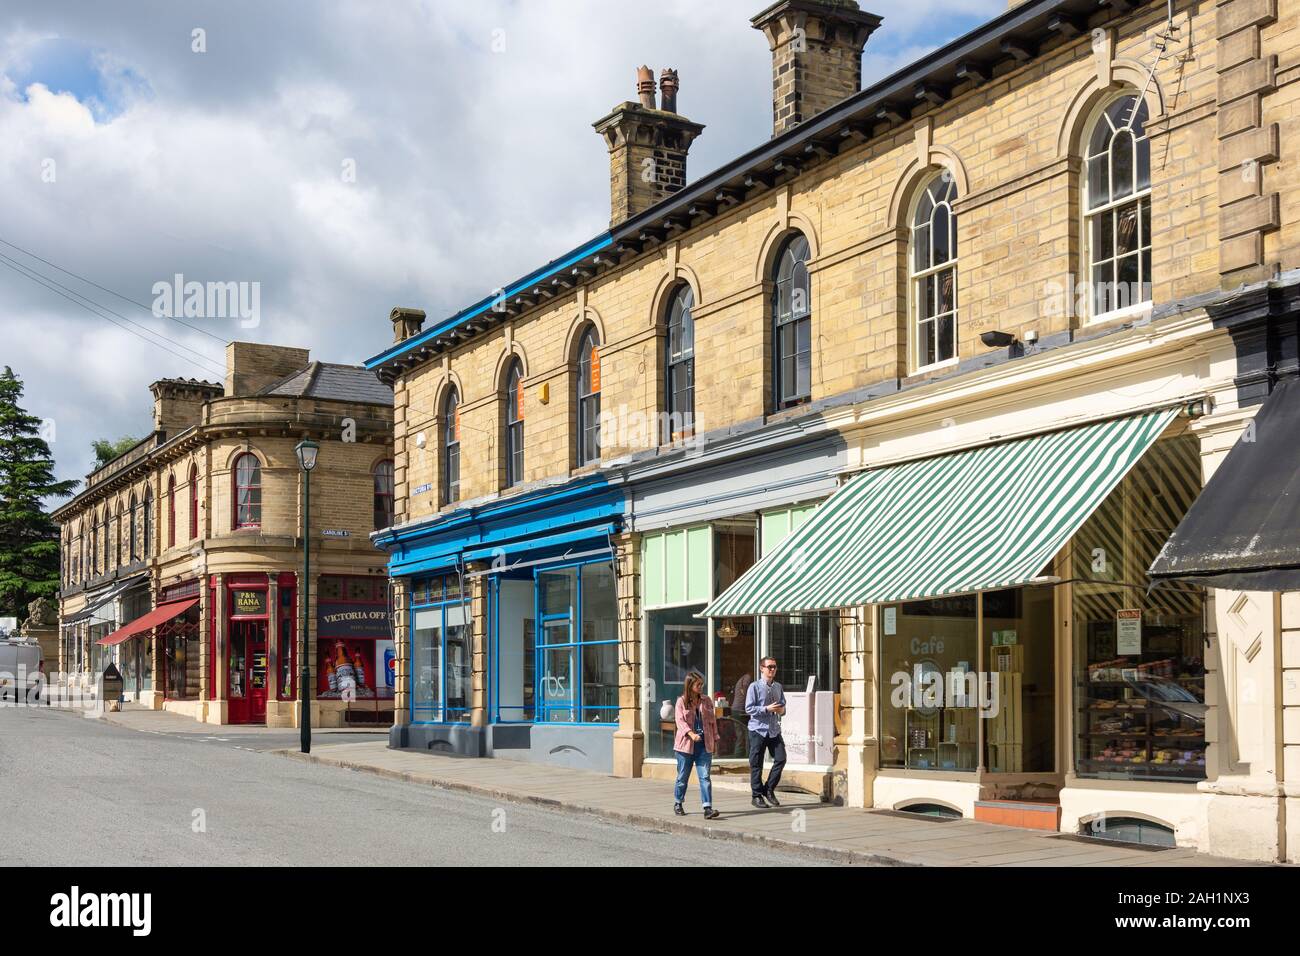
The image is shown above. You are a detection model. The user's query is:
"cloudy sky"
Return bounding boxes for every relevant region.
[0,0,1003,489]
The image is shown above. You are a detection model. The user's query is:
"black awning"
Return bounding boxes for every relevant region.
[1150,377,1300,590]
[62,574,149,624]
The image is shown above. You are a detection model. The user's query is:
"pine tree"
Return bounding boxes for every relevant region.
[0,366,77,618]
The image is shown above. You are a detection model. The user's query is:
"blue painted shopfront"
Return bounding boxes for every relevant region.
[376,475,627,770]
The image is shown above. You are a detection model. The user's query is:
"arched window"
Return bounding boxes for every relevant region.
[108,504,118,569]
[665,284,695,441]
[167,474,177,547]
[576,327,601,465]
[442,389,460,504]
[143,484,153,557]
[374,460,395,529]
[189,464,199,540]
[772,234,811,409]
[128,493,138,562]
[1084,94,1151,318]
[504,360,525,488]
[233,454,262,529]
[118,502,128,564]
[910,172,959,370]
[71,524,80,583]
[95,508,103,573]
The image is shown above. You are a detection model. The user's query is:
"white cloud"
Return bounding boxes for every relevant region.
[0,0,1003,488]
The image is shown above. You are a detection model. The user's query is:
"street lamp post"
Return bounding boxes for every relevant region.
[295,438,319,754]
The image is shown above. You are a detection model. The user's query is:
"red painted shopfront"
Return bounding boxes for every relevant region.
[219,573,296,725]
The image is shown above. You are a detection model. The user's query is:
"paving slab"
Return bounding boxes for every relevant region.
[95,710,1265,867]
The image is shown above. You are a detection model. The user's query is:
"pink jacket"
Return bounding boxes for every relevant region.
[674,695,719,755]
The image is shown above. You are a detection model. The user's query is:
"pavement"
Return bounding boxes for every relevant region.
[273,740,1256,867]
[83,706,1259,867]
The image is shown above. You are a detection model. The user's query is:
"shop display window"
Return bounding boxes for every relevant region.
[646,606,707,758]
[980,586,1054,773]
[492,575,535,722]
[317,575,392,702]
[535,561,619,724]
[879,595,978,771]
[879,587,1056,773]
[410,574,470,722]
[1072,435,1206,782]
[768,612,838,695]
[162,604,200,701]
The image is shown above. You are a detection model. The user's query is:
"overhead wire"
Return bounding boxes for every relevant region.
[0,252,226,379]
[0,233,227,343]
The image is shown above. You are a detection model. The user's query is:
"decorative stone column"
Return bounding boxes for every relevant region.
[843,606,877,808]
[468,562,490,730]
[390,576,410,747]
[613,531,643,777]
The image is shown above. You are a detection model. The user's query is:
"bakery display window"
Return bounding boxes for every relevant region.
[1072,435,1206,781]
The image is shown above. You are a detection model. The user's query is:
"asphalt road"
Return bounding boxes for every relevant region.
[0,704,827,867]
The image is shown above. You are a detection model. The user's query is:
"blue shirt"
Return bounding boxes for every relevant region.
[745,678,786,738]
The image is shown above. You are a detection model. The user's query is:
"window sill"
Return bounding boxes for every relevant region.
[1084,302,1153,329]
[909,356,958,377]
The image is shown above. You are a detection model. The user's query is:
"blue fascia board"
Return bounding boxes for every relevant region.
[460,522,617,564]
[365,233,614,370]
[375,474,621,549]
[378,475,626,576]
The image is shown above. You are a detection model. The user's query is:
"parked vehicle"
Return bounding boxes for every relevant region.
[0,637,43,702]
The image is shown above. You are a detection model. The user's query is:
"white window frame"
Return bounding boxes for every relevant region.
[1082,93,1153,325]
[908,171,959,374]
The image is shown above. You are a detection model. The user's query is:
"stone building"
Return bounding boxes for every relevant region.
[54,342,394,727]
[363,0,1300,861]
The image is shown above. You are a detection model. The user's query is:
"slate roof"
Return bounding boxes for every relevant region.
[259,362,392,406]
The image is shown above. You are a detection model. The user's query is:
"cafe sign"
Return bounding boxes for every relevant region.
[232,589,267,616]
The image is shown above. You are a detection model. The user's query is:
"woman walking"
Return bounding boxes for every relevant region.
[674,671,720,819]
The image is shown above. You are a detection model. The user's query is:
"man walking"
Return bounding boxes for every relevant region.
[745,656,786,808]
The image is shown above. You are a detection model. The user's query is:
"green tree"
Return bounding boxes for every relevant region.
[0,366,77,617]
[92,435,140,466]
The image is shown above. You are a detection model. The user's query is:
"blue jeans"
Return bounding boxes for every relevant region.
[674,745,713,807]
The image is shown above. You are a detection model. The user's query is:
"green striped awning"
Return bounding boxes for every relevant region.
[702,408,1178,617]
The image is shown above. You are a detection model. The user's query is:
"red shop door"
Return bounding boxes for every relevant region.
[228,620,268,724]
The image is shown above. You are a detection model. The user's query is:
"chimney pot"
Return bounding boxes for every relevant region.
[659,68,680,113]
[636,65,656,109]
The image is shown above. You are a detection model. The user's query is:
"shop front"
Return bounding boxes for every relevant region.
[65,573,148,685]
[381,474,628,770]
[706,407,1208,840]
[487,552,622,768]
[224,576,270,725]
[629,425,848,788]
[316,574,392,725]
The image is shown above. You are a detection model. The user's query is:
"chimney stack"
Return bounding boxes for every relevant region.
[593,68,705,226]
[751,0,882,137]
[391,306,426,343]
